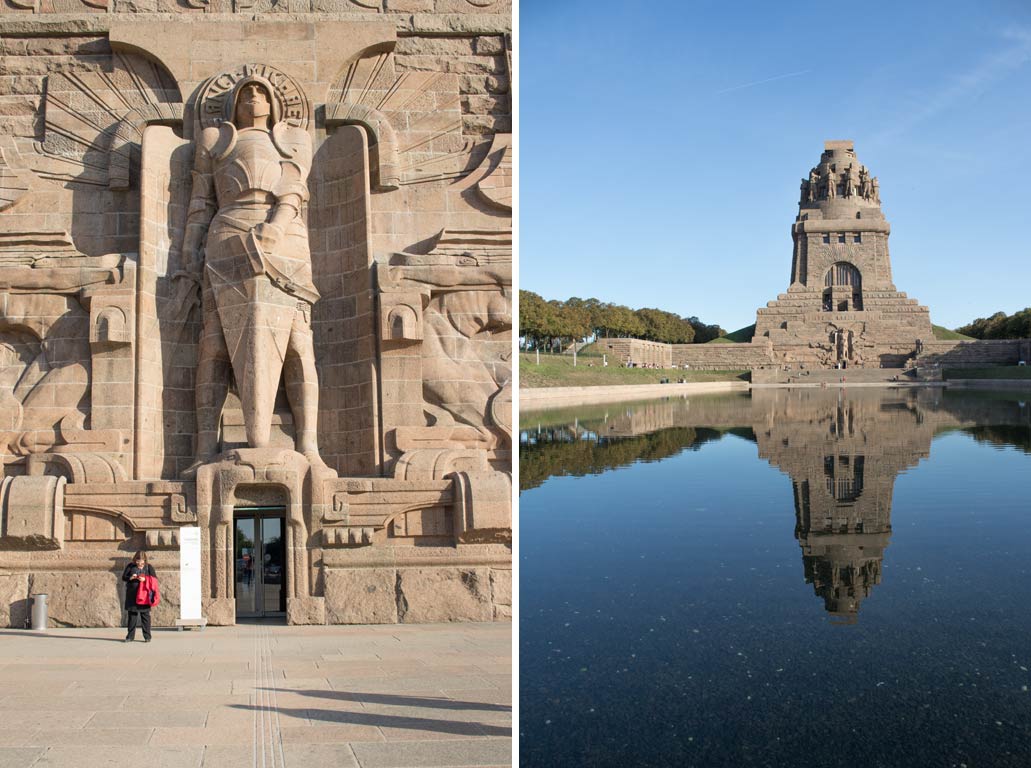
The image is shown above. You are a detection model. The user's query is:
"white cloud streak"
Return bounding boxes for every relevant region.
[715,69,811,95]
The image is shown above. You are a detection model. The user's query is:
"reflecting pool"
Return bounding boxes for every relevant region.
[519,387,1031,767]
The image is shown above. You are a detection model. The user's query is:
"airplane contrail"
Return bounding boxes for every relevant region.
[715,69,811,95]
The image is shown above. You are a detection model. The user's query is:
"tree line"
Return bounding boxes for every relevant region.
[956,308,1031,340]
[519,291,725,351]
[519,427,727,491]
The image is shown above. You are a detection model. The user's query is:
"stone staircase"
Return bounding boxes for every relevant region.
[765,367,919,386]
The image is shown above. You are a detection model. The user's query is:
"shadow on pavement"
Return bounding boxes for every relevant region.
[233,688,511,737]
[280,689,510,712]
[0,630,126,643]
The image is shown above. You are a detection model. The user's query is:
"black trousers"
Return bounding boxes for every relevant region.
[126,608,152,640]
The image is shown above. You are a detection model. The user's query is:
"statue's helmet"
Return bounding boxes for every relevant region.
[225,74,282,127]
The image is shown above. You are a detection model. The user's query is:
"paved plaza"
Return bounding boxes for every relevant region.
[0,622,511,768]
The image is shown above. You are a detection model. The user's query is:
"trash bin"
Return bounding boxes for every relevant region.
[30,594,48,631]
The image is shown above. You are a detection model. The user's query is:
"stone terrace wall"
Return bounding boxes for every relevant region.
[672,343,774,370]
[596,336,1031,372]
[596,338,775,370]
[915,340,1029,368]
[596,338,672,367]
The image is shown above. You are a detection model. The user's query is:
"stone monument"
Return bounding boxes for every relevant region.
[596,140,1028,373]
[753,141,933,368]
[0,5,511,627]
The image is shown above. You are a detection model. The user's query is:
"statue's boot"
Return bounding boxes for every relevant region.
[217,278,295,449]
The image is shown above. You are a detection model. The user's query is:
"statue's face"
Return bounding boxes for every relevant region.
[235,83,272,125]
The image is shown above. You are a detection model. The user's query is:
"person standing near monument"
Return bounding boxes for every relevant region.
[122,551,155,643]
[179,75,325,473]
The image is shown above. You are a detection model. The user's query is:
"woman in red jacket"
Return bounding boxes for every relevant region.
[122,551,155,643]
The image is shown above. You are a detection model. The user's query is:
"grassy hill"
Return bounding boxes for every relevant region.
[710,324,755,343]
[932,325,974,341]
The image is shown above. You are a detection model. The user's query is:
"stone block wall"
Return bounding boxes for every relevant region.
[671,343,773,370]
[915,340,1025,368]
[596,337,775,371]
[596,334,1031,373]
[596,338,673,367]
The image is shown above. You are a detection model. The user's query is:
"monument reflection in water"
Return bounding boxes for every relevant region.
[524,388,997,623]
[519,388,1031,766]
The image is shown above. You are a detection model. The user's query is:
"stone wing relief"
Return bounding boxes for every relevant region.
[327,51,483,189]
[16,51,183,190]
[468,134,512,212]
[0,150,31,212]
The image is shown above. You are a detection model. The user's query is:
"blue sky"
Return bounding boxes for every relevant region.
[520,0,1031,332]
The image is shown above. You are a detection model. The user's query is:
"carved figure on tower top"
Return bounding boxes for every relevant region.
[179,74,324,474]
[824,167,837,199]
[844,164,858,198]
[871,176,880,204]
[808,168,819,202]
[859,166,871,200]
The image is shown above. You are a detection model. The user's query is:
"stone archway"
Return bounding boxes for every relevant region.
[823,261,863,311]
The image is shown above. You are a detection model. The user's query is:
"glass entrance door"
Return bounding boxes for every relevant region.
[234,510,286,619]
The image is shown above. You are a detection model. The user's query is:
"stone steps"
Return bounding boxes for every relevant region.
[778,367,916,384]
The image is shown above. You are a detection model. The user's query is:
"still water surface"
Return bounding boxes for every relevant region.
[520,388,1031,768]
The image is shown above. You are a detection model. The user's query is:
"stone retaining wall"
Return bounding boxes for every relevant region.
[596,335,1031,372]
[916,340,1029,368]
[595,337,772,370]
[672,343,773,370]
[595,338,672,367]
[519,381,749,410]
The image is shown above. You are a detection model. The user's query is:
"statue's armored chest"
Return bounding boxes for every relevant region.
[214,129,283,202]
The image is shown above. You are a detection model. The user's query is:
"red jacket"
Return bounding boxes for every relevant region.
[135,574,161,607]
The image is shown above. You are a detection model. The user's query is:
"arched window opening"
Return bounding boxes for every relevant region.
[822,262,863,311]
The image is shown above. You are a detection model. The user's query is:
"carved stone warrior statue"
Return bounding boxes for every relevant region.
[859,166,871,200]
[180,75,323,472]
[844,164,858,198]
[808,168,819,202]
[824,167,837,199]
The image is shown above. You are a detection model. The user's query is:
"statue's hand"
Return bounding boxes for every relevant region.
[171,243,204,276]
[252,222,284,258]
[170,269,201,321]
[172,270,200,286]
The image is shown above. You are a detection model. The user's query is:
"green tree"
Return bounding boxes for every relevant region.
[518,290,548,349]
[957,309,1031,340]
